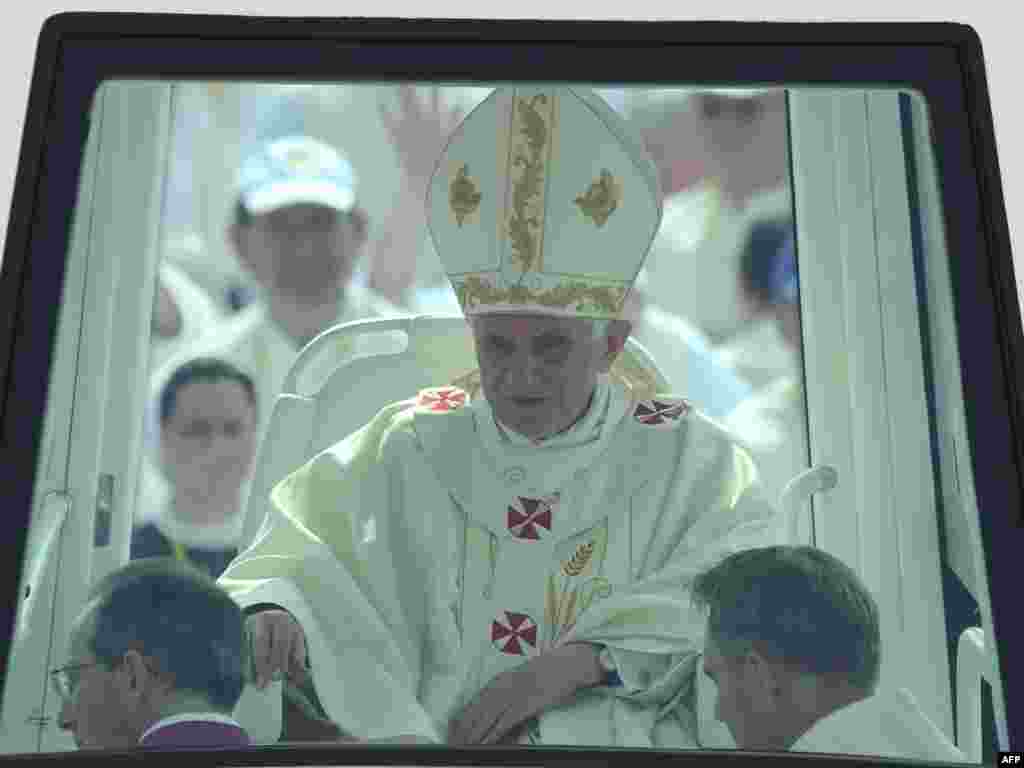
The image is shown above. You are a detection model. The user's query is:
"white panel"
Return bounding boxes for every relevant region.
[787,91,860,563]
[867,90,952,739]
[829,93,902,628]
[0,90,102,754]
[906,96,978,595]
[790,88,955,744]
[907,93,1010,752]
[33,81,173,755]
[90,81,173,584]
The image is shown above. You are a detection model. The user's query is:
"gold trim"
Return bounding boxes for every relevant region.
[449,163,482,227]
[562,542,595,577]
[575,169,621,227]
[453,275,626,317]
[505,93,555,273]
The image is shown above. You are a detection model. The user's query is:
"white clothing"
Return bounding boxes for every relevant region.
[162,232,253,315]
[716,318,799,392]
[150,280,406,445]
[150,260,225,374]
[631,303,752,423]
[220,375,780,746]
[791,687,967,763]
[139,712,245,744]
[723,375,808,520]
[145,493,247,550]
[643,183,793,342]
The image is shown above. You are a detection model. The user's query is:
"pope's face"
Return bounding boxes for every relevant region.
[471,314,619,440]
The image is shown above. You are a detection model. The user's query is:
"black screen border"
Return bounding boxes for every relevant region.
[0,14,1018,762]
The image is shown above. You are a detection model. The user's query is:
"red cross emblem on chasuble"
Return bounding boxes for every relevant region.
[416,387,467,412]
[634,398,690,427]
[491,611,539,656]
[507,495,558,540]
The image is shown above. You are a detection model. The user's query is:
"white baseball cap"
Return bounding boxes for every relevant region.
[237,135,358,215]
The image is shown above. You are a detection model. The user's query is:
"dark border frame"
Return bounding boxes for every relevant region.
[0,14,1019,764]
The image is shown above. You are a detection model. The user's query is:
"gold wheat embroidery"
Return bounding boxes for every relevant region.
[562,542,594,577]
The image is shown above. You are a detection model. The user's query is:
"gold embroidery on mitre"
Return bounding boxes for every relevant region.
[505,93,554,273]
[454,275,626,317]
[449,163,481,227]
[575,169,621,227]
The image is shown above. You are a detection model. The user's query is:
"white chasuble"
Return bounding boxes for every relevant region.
[220,376,780,746]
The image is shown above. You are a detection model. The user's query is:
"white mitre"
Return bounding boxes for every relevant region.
[426,85,664,321]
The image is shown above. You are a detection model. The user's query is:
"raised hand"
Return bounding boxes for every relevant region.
[378,85,466,203]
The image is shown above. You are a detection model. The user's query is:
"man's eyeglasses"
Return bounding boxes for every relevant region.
[49,663,99,703]
[51,655,164,703]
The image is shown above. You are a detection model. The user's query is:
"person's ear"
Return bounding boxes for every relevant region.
[742,648,788,712]
[116,651,157,700]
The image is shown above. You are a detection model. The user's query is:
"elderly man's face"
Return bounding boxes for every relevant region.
[471,314,622,440]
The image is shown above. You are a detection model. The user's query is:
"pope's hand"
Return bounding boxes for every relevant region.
[447,642,604,746]
[246,609,308,689]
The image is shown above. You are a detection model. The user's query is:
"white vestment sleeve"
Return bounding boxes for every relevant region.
[563,428,780,706]
[220,423,448,743]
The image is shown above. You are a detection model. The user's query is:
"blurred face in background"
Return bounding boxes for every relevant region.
[160,377,258,519]
[232,202,368,306]
[693,91,790,210]
[637,90,789,209]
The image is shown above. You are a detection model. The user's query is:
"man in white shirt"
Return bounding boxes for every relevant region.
[220,84,780,747]
[152,132,407,449]
[692,545,967,762]
[54,558,250,749]
[629,88,794,346]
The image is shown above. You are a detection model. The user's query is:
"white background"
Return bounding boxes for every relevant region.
[0,2,1018,303]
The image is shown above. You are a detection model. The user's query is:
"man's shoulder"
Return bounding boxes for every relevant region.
[627,394,730,440]
[792,688,964,763]
[316,385,473,467]
[623,393,751,468]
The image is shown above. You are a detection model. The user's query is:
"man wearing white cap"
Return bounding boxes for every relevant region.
[168,132,406,441]
[219,86,779,747]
